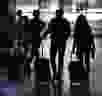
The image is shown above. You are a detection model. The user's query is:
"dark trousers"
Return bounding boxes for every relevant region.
[79,49,90,72]
[50,39,66,92]
[50,39,57,88]
[35,58,51,96]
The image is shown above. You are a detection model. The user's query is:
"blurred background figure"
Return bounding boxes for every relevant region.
[38,0,48,9]
[16,9,23,24]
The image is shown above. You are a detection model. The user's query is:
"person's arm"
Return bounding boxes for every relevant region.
[41,29,50,39]
[71,31,79,54]
[91,41,96,60]
[64,20,71,39]
[71,39,77,55]
[43,22,55,39]
[40,21,47,38]
[89,34,96,60]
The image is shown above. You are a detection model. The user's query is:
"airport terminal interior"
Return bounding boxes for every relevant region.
[2,0,102,96]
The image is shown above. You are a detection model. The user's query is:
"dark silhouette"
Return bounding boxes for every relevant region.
[30,9,46,46]
[28,9,49,92]
[16,10,30,37]
[23,9,46,68]
[47,8,71,94]
[71,13,96,96]
[16,9,23,24]
[27,10,46,79]
[28,9,46,75]
[16,9,22,16]
[72,13,95,72]
[16,10,29,24]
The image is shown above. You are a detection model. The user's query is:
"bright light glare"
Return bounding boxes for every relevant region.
[48,1,58,12]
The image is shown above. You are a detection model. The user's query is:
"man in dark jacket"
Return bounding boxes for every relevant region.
[47,8,71,91]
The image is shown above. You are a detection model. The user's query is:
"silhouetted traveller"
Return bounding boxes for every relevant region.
[26,9,46,76]
[72,13,95,72]
[30,9,46,46]
[29,9,46,72]
[48,8,71,91]
[16,9,24,24]
[16,9,29,25]
[71,13,95,96]
[29,9,48,89]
